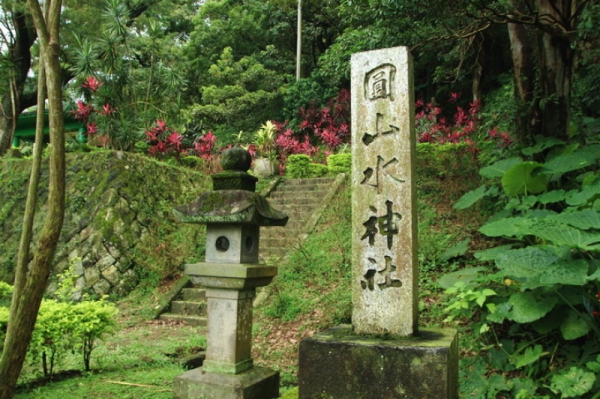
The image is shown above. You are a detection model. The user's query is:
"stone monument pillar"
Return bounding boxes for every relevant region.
[172,147,288,399]
[298,46,459,398]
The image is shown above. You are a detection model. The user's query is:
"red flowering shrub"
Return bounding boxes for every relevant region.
[416,93,513,151]
[146,120,181,156]
[70,77,118,145]
[271,89,351,171]
[81,76,102,92]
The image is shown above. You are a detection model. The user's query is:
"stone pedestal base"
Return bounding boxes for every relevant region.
[298,325,458,399]
[173,366,279,399]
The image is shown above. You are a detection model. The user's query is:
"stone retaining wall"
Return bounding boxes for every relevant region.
[0,150,209,299]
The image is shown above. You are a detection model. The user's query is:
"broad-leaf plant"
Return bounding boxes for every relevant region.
[446,135,600,398]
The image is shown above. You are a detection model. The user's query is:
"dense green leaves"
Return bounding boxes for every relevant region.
[479,217,531,238]
[501,162,547,196]
[495,247,557,283]
[479,157,524,179]
[509,291,556,323]
[550,210,600,230]
[550,367,596,398]
[454,185,487,210]
[560,310,591,340]
[446,135,600,398]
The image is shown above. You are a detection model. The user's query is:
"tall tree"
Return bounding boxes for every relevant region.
[0,0,66,397]
[0,0,185,156]
[322,0,597,144]
[469,0,592,144]
[0,2,37,155]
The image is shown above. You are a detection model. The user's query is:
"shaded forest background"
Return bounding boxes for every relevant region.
[1,0,599,154]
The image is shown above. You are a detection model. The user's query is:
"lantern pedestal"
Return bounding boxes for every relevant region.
[172,148,287,399]
[174,366,279,399]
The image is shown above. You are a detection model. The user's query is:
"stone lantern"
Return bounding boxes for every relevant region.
[172,147,287,399]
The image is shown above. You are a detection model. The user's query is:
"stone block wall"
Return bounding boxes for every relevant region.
[0,150,210,299]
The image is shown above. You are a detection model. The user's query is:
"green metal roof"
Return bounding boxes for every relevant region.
[15,111,84,139]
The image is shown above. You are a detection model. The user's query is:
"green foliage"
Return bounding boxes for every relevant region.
[65,0,194,149]
[183,47,289,142]
[72,299,119,371]
[415,142,478,181]
[285,153,350,178]
[447,136,600,398]
[0,281,13,301]
[327,153,351,175]
[29,299,118,376]
[0,306,8,348]
[262,186,352,325]
[282,78,339,128]
[285,154,314,178]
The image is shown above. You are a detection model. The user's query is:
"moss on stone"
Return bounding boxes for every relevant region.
[220,147,252,171]
[173,190,288,226]
[0,150,211,297]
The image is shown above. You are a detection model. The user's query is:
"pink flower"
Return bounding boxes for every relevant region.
[146,130,157,142]
[72,101,92,121]
[449,92,460,103]
[81,76,102,92]
[155,120,167,131]
[167,131,183,149]
[86,122,97,135]
[100,103,115,116]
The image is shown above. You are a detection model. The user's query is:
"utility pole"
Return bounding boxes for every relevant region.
[296,0,302,81]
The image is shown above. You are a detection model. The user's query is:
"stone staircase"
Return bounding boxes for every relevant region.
[259,175,345,263]
[158,175,345,324]
[159,286,207,326]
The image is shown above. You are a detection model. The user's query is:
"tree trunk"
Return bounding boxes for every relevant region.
[508,0,577,145]
[9,53,47,326]
[0,8,36,155]
[535,0,575,143]
[0,1,65,397]
[0,95,18,153]
[507,21,539,145]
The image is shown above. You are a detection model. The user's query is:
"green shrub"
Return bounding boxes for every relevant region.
[180,156,206,170]
[415,142,478,181]
[72,299,118,371]
[30,300,76,377]
[327,153,351,175]
[0,306,8,350]
[285,154,312,178]
[445,136,600,398]
[0,281,12,300]
[286,154,330,178]
[308,163,328,177]
[28,298,118,376]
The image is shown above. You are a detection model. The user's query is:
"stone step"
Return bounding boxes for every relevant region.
[261,227,304,238]
[273,205,318,216]
[272,184,331,193]
[182,288,206,301]
[159,313,207,327]
[259,247,290,260]
[269,186,327,200]
[267,197,322,206]
[283,178,336,186]
[171,300,206,316]
[260,236,302,248]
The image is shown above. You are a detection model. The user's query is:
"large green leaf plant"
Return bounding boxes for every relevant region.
[446,136,600,398]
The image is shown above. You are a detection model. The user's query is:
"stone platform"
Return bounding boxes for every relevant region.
[173,366,279,399]
[298,325,458,399]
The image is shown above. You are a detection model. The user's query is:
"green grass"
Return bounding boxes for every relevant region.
[16,366,181,399]
[14,284,207,398]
